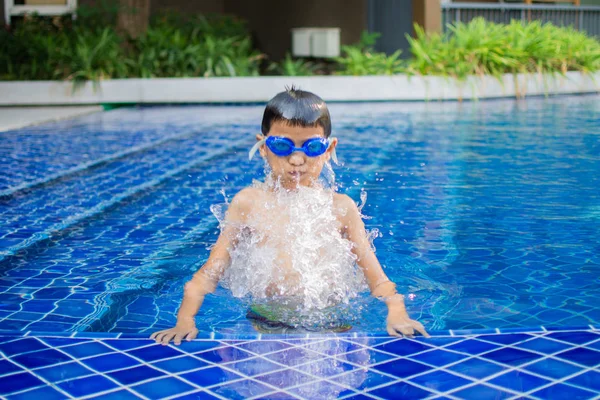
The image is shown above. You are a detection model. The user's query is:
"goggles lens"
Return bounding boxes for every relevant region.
[265,136,329,157]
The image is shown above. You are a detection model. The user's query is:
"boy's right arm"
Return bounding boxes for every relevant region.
[150,190,251,345]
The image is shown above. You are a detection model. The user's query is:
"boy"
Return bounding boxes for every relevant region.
[151,88,429,345]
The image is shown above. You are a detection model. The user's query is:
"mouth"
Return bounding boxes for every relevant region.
[288,171,305,179]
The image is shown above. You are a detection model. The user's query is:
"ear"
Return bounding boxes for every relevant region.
[326,137,338,161]
[256,134,266,157]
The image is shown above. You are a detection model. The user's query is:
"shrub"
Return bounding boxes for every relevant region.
[267,53,319,76]
[405,17,600,79]
[335,32,404,76]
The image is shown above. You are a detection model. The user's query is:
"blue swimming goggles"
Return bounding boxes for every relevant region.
[249,136,338,164]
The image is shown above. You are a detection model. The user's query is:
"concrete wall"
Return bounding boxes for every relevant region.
[224,0,367,61]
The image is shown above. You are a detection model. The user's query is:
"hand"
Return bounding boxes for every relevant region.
[386,310,430,338]
[150,320,198,346]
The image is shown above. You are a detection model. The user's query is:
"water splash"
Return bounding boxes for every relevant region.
[214,177,368,328]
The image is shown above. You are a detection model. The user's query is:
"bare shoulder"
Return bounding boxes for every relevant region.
[333,193,361,222]
[230,187,265,213]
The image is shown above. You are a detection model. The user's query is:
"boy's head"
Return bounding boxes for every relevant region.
[261,87,331,138]
[256,87,337,189]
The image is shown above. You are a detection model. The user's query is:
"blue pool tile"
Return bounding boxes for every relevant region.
[446,339,499,355]
[132,376,196,398]
[344,337,397,347]
[448,357,507,379]
[477,333,533,345]
[0,338,48,356]
[40,337,90,347]
[410,349,468,366]
[81,352,139,372]
[451,384,514,399]
[102,339,152,351]
[128,344,183,362]
[35,361,94,382]
[302,339,363,356]
[373,358,432,378]
[531,383,597,400]
[374,339,433,356]
[341,394,377,400]
[588,340,600,351]
[255,369,313,389]
[264,347,322,367]
[409,370,473,392]
[88,389,142,400]
[6,385,66,400]
[58,375,118,397]
[212,379,274,399]
[237,340,291,354]
[179,340,224,353]
[343,349,397,366]
[290,379,354,399]
[413,336,463,347]
[227,357,283,376]
[566,370,600,392]
[297,358,356,377]
[181,366,244,387]
[12,348,72,369]
[545,331,600,345]
[480,347,541,366]
[330,369,395,391]
[195,346,253,364]
[60,341,114,358]
[0,372,44,395]
[369,381,433,399]
[515,337,571,354]
[152,355,209,374]
[254,391,303,400]
[107,365,165,385]
[524,357,583,379]
[173,390,220,400]
[555,347,600,367]
[0,359,23,376]
[488,370,551,392]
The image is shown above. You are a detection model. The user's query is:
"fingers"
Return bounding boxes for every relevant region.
[413,321,431,338]
[150,331,161,340]
[387,325,400,337]
[152,330,168,343]
[186,329,198,341]
[174,333,184,346]
[151,329,199,346]
[161,332,177,346]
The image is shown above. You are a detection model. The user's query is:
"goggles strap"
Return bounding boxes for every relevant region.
[329,137,339,165]
[248,138,266,161]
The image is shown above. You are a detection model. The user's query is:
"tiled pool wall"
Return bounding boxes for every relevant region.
[1,328,599,399]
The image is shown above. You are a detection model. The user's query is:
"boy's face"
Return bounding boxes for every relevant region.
[258,121,337,189]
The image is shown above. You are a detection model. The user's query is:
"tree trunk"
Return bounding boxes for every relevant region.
[117,0,151,39]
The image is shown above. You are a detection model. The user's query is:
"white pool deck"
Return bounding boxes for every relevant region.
[0,106,103,132]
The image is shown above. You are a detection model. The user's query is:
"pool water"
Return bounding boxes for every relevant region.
[1,96,599,336]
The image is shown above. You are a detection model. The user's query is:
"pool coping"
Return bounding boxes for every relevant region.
[1,325,598,340]
[1,71,599,105]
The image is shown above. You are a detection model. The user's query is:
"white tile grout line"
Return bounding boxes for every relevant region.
[1,330,599,399]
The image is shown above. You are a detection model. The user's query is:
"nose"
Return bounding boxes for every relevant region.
[288,152,305,166]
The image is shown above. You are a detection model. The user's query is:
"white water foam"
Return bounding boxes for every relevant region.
[213,174,369,328]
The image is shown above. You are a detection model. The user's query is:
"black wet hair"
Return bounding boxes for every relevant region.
[261,86,331,137]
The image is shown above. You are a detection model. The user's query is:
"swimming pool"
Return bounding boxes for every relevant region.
[1,95,599,399]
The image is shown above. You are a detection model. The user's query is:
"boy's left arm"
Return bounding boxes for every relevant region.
[337,194,430,338]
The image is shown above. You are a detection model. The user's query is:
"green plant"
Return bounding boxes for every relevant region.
[405,17,600,80]
[268,53,317,76]
[335,31,404,76]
